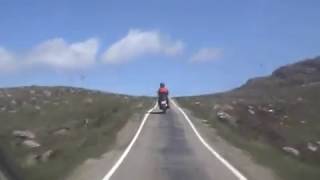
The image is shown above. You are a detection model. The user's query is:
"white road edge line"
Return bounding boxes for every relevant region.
[171,100,248,180]
[102,103,157,180]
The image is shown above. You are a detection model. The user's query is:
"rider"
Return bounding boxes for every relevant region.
[158,82,170,108]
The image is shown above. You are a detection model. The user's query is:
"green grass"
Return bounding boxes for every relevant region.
[0,86,154,180]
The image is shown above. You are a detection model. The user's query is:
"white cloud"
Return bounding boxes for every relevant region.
[26,38,99,69]
[190,48,222,63]
[101,29,184,64]
[0,47,18,72]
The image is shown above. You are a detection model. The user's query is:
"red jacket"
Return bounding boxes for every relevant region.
[158,87,169,95]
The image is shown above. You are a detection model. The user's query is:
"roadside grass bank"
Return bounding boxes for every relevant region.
[176,98,320,180]
[0,86,154,180]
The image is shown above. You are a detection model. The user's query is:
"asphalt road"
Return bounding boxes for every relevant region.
[109,103,242,180]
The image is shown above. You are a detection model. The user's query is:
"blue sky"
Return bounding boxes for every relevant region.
[0,0,320,96]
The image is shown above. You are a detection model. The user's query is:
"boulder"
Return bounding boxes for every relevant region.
[22,140,41,148]
[13,130,36,139]
[307,142,318,152]
[282,146,300,156]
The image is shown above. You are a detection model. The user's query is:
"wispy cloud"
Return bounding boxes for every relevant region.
[0,38,99,73]
[101,29,184,64]
[26,38,99,70]
[190,48,222,63]
[0,30,189,74]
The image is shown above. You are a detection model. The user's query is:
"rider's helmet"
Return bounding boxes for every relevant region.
[160,82,165,88]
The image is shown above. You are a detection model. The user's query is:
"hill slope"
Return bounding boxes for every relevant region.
[0,86,153,180]
[176,56,320,180]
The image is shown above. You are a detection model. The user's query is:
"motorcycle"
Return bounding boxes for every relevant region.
[159,97,168,113]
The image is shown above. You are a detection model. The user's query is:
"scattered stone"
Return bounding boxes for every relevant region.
[248,109,255,115]
[35,105,41,110]
[43,90,52,97]
[201,119,209,123]
[316,141,320,146]
[6,93,12,97]
[300,120,306,124]
[231,100,237,105]
[282,146,300,156]
[297,97,304,102]
[13,130,36,139]
[0,107,6,112]
[213,104,221,110]
[41,150,55,162]
[268,109,274,113]
[217,111,237,125]
[194,101,201,105]
[53,128,70,135]
[8,110,17,113]
[84,118,90,128]
[53,102,59,106]
[307,143,318,152]
[248,105,254,110]
[136,103,144,108]
[84,97,93,104]
[22,140,41,148]
[29,90,36,95]
[11,100,17,105]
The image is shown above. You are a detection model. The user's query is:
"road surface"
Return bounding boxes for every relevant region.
[107,102,244,180]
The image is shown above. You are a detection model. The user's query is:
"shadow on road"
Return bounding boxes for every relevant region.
[150,111,165,114]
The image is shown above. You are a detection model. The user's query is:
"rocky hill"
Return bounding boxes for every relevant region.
[0,86,153,180]
[177,56,320,180]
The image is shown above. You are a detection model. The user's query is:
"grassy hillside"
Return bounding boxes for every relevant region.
[176,57,320,180]
[0,86,153,180]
